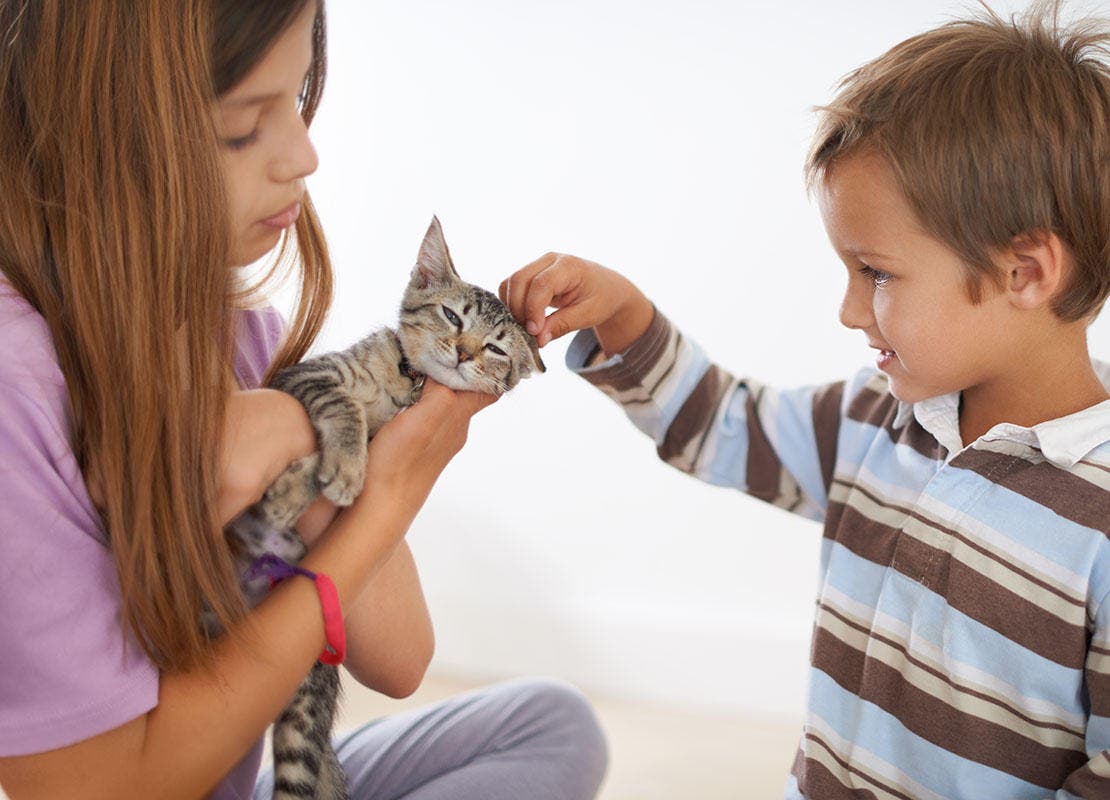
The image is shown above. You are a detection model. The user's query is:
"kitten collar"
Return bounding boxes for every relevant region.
[398,354,422,381]
[398,354,426,403]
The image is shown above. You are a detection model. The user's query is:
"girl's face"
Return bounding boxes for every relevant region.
[215,3,319,268]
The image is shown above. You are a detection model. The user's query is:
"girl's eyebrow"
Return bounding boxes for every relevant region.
[224,69,312,109]
[226,91,283,109]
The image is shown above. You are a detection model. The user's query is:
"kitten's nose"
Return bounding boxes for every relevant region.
[456,344,473,364]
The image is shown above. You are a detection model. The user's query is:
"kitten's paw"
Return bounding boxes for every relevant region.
[317,451,365,507]
[261,454,319,529]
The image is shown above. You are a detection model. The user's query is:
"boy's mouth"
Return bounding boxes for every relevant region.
[873,347,897,370]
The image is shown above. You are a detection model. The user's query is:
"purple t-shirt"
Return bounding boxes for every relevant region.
[0,279,285,798]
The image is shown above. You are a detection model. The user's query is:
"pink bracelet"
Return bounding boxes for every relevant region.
[246,554,346,665]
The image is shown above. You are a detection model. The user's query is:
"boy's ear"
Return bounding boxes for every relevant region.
[1004,230,1067,311]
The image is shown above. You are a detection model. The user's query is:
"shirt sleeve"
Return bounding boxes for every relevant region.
[0,380,159,756]
[566,308,845,522]
[1056,587,1110,798]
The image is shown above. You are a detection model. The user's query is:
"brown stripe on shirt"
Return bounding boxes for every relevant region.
[745,384,786,505]
[846,384,945,461]
[656,364,725,469]
[811,626,1087,789]
[819,601,1084,741]
[813,381,845,493]
[1087,669,1110,716]
[798,755,884,800]
[1061,753,1110,797]
[823,498,904,566]
[846,384,898,430]
[578,308,675,393]
[827,482,1087,668]
[888,531,1087,669]
[952,447,1110,536]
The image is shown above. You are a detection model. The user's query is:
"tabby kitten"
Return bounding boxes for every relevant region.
[224,217,544,800]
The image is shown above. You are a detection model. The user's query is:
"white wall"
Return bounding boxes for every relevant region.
[288,0,1110,718]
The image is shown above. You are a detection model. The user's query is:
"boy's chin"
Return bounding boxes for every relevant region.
[886,376,951,406]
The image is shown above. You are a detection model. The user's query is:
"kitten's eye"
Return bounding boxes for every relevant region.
[484,343,507,357]
[441,306,462,328]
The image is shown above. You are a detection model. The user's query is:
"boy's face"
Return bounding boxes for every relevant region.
[215,2,319,268]
[818,151,1014,404]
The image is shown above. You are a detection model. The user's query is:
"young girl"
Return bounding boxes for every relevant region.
[0,2,606,798]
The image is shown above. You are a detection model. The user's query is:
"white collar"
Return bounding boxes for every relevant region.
[891,360,1110,467]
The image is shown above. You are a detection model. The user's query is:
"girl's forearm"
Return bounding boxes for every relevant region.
[340,542,434,695]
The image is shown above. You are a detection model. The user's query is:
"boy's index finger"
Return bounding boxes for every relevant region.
[506,254,554,328]
[501,252,554,323]
[522,265,563,337]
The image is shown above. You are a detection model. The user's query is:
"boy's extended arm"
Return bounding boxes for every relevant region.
[501,252,845,520]
[569,307,845,521]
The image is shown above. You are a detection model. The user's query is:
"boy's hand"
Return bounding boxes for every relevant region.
[500,253,654,356]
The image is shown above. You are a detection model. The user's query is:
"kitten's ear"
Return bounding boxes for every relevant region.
[526,333,546,374]
[412,216,460,289]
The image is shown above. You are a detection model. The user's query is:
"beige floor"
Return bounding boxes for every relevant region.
[336,671,801,800]
[0,673,800,800]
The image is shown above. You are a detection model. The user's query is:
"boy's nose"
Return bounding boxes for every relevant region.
[838,283,875,331]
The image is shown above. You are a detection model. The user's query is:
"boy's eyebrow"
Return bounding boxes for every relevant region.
[845,248,895,262]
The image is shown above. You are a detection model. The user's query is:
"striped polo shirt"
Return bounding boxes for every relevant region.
[568,309,1110,799]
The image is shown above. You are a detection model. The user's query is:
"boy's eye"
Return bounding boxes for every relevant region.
[222,130,259,151]
[859,265,894,287]
[484,343,507,357]
[441,306,462,328]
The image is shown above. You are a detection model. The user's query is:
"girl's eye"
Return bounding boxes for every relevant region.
[484,343,507,357]
[441,306,462,328]
[859,265,894,287]
[222,130,259,151]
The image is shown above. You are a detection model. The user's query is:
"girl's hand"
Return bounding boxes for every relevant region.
[499,252,654,356]
[346,380,496,526]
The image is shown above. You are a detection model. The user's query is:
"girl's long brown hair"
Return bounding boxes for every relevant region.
[0,0,331,672]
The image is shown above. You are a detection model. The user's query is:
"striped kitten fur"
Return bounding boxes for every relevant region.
[224,217,544,800]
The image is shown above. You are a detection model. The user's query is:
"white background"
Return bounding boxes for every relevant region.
[288,0,1110,718]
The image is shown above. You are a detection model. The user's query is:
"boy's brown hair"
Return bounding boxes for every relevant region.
[806,1,1110,321]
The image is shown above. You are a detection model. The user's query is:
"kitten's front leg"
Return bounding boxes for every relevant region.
[311,395,370,507]
[260,453,321,531]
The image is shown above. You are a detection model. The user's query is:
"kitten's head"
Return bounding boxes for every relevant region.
[398,217,545,395]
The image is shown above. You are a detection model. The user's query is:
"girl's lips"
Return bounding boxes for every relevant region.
[260,201,301,229]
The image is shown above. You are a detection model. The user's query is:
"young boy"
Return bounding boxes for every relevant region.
[502,3,1110,798]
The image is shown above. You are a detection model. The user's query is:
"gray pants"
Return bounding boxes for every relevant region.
[254,677,609,800]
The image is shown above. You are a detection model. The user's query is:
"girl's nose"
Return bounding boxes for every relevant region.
[271,113,319,184]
